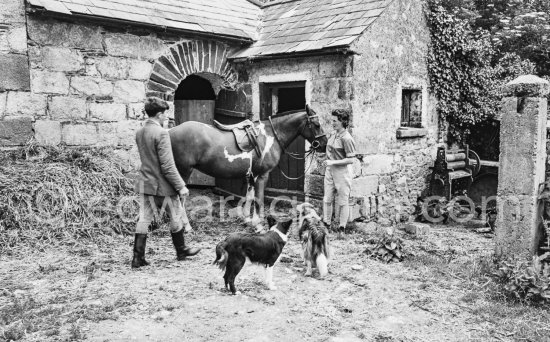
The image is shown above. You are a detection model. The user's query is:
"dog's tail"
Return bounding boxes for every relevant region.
[311,227,330,277]
[311,228,329,259]
[213,242,229,271]
[316,254,328,277]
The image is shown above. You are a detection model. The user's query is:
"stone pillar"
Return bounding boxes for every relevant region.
[495,75,549,259]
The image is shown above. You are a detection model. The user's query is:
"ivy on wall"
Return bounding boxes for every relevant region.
[425,0,499,145]
[425,0,539,160]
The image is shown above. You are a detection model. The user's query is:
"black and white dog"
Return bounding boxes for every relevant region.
[213,215,293,294]
[296,203,331,278]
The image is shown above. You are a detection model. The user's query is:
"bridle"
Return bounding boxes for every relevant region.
[268,111,326,180]
[268,112,326,160]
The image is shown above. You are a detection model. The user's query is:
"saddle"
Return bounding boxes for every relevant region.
[212,119,262,156]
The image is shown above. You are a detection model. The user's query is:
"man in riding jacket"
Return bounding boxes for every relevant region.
[132,96,200,269]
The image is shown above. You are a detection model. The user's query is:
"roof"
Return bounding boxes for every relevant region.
[230,0,393,59]
[26,0,394,58]
[26,0,261,41]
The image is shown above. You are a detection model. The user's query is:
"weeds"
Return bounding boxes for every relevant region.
[66,323,85,341]
[492,253,550,304]
[364,233,406,263]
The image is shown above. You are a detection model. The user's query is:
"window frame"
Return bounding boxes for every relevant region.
[397,86,427,139]
[259,81,306,120]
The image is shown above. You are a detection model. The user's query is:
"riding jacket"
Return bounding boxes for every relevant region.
[134,119,186,196]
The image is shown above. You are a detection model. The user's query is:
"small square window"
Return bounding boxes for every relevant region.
[401,89,422,128]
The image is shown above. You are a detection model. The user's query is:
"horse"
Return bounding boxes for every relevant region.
[169,105,328,230]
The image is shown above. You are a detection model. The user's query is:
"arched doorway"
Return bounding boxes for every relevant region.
[174,74,216,186]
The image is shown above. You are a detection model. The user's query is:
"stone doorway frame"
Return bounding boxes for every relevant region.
[146,40,239,100]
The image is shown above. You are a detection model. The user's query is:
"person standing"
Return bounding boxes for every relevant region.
[132,97,200,269]
[322,109,357,237]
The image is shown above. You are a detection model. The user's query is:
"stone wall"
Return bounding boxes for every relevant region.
[237,0,438,222]
[1,12,241,170]
[233,54,353,201]
[1,2,436,222]
[0,0,32,146]
[348,0,438,221]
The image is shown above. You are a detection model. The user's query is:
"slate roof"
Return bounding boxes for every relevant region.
[26,0,261,41]
[231,0,393,59]
[26,0,394,58]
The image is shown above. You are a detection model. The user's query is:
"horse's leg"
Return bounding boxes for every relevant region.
[242,179,255,224]
[178,167,194,233]
[252,173,269,232]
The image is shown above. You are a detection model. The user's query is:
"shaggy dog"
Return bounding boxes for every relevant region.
[296,203,331,278]
[213,216,293,294]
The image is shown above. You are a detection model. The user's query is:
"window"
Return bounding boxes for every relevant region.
[397,88,427,139]
[401,89,422,128]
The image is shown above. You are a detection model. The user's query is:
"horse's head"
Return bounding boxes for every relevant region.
[301,105,327,152]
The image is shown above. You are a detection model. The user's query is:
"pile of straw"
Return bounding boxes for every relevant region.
[0,143,137,253]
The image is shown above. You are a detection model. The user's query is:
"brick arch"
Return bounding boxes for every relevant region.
[146,40,238,100]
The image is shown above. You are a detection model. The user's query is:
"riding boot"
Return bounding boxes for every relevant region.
[171,230,201,261]
[131,233,150,268]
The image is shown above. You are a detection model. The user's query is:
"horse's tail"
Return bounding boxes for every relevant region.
[213,241,229,271]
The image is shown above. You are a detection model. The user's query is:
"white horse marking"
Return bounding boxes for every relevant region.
[223,147,253,163]
[257,122,275,160]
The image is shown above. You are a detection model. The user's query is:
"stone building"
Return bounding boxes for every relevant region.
[0,0,438,222]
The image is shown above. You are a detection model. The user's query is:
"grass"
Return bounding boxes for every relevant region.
[0,285,138,341]
[401,233,550,341]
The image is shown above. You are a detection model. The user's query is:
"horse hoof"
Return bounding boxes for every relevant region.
[244,217,252,224]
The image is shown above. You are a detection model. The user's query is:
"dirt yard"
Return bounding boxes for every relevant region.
[1,189,550,342]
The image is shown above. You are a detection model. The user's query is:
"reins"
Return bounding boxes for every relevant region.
[268,113,325,181]
[274,149,317,180]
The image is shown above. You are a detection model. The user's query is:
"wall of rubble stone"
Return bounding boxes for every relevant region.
[1,1,436,222]
[239,0,437,222]
[234,54,354,202]
[0,0,33,146]
[1,10,240,171]
[349,0,438,222]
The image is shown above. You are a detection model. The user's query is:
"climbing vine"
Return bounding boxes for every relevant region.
[426,0,499,145]
[425,0,538,153]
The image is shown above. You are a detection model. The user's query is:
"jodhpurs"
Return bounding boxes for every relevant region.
[135,194,187,234]
[323,164,352,205]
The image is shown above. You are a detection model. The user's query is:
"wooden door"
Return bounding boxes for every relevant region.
[260,83,306,199]
[262,112,305,198]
